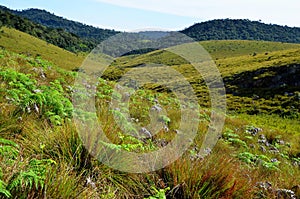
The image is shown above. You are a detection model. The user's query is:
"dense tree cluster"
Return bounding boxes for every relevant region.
[181,19,300,43]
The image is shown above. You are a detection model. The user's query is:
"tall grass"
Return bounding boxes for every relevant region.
[0,39,299,198]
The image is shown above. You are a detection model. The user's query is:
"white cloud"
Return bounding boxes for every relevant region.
[93,0,231,17]
[94,0,300,26]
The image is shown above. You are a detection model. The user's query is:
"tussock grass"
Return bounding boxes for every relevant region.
[0,39,299,198]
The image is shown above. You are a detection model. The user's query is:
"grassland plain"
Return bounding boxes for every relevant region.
[0,28,299,198]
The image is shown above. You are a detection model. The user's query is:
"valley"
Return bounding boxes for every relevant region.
[0,5,299,199]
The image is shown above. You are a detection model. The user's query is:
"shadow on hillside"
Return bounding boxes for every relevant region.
[224,64,300,99]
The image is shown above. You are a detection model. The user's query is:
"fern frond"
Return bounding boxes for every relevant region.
[0,138,19,159]
[0,180,11,198]
[0,138,19,148]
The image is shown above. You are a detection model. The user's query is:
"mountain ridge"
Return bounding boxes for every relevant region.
[5,6,300,45]
[181,19,300,43]
[0,5,96,52]
[12,8,119,43]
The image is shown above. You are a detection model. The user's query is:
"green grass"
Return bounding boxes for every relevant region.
[111,41,300,77]
[0,37,299,198]
[0,27,85,70]
[200,40,300,59]
[104,41,300,118]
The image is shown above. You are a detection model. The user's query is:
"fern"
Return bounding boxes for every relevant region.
[0,168,11,198]
[8,158,56,191]
[8,170,41,191]
[0,180,11,198]
[238,152,256,165]
[238,152,280,170]
[0,138,19,148]
[1,69,73,125]
[145,186,170,199]
[0,138,19,160]
[159,115,171,125]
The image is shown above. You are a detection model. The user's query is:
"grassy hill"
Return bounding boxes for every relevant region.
[0,44,299,198]
[200,40,300,59]
[0,27,84,70]
[181,19,300,43]
[12,8,119,43]
[0,6,95,52]
[0,22,299,198]
[103,40,300,117]
[111,40,300,66]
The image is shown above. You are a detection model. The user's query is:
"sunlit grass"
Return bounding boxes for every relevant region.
[0,39,299,198]
[0,27,85,70]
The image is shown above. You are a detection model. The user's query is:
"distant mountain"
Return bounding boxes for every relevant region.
[14,8,300,45]
[0,6,96,52]
[12,8,119,43]
[2,5,300,55]
[181,19,300,43]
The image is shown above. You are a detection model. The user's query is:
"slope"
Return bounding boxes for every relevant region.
[12,8,119,43]
[12,8,300,45]
[0,27,84,70]
[181,19,300,43]
[0,6,95,52]
[110,40,300,69]
[103,40,300,117]
[0,47,299,198]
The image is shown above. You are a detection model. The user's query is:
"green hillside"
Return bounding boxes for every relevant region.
[0,44,299,198]
[111,40,300,66]
[0,6,95,52]
[181,19,300,43]
[12,8,119,43]
[103,40,300,117]
[200,40,300,59]
[0,13,299,198]
[0,27,84,70]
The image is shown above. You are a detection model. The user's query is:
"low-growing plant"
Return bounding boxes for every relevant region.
[145,186,170,199]
[8,159,56,192]
[0,69,73,125]
[238,152,280,170]
[0,178,11,198]
[0,136,56,198]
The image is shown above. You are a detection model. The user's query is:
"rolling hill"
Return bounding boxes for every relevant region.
[181,19,300,43]
[12,8,119,43]
[5,6,300,46]
[0,27,84,70]
[0,38,299,198]
[0,6,95,52]
[104,40,300,117]
[0,6,300,198]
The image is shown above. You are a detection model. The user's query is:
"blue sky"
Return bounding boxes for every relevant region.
[0,0,299,31]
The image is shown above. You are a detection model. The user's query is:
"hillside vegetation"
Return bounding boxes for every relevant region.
[11,8,300,45]
[200,40,300,59]
[0,10,299,198]
[0,44,299,198]
[0,6,95,52]
[12,8,119,43]
[104,40,300,118]
[181,19,300,43]
[0,27,84,70]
